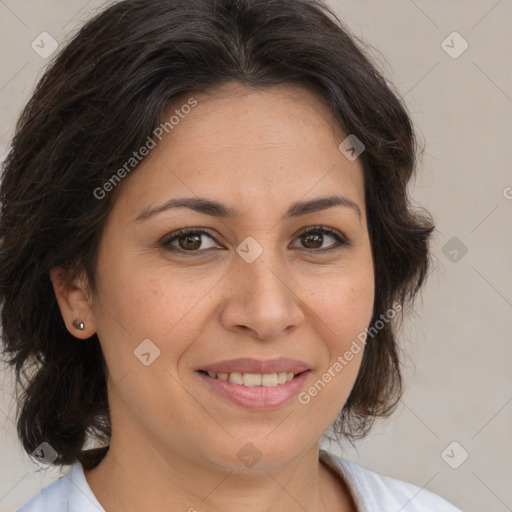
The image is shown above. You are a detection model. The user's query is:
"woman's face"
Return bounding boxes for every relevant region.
[68,82,375,472]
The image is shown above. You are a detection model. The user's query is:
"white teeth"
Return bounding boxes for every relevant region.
[206,371,297,386]
[277,372,287,384]
[261,373,278,386]
[243,373,262,386]
[229,372,244,385]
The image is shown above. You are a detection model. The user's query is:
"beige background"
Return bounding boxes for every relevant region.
[1,1,511,511]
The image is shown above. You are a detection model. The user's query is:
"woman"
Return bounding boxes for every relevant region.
[0,0,462,510]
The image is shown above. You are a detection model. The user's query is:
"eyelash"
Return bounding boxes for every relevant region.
[160,225,349,256]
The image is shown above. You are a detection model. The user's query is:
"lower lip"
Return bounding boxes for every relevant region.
[196,371,310,409]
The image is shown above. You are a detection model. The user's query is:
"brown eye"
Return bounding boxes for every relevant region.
[178,233,202,250]
[293,226,348,251]
[300,232,323,249]
[161,228,219,253]
[160,225,348,256]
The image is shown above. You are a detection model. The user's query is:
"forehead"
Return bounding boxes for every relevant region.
[170,81,345,148]
[114,81,365,219]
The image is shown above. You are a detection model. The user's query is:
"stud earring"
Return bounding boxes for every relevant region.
[72,318,85,331]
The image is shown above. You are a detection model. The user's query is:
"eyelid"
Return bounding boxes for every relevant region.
[160,225,350,254]
[160,228,221,252]
[292,225,350,248]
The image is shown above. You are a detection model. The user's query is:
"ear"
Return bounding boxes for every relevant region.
[49,266,96,339]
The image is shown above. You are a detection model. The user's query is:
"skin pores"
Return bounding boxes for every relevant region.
[52,81,374,512]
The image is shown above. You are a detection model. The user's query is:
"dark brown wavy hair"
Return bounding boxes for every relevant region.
[0,0,434,471]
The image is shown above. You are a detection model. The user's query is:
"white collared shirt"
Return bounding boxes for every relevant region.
[17,449,463,512]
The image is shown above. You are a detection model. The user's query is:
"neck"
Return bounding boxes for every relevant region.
[82,395,355,512]
[84,434,347,512]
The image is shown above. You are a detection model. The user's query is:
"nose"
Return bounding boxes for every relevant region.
[219,250,305,340]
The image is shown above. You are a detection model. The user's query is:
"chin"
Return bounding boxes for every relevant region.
[198,433,316,474]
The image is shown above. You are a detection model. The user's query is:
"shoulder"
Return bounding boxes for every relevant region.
[16,467,72,512]
[320,449,463,512]
[17,462,104,512]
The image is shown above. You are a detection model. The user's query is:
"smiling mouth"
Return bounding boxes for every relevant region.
[197,369,306,387]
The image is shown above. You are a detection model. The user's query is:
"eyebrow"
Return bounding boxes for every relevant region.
[134,194,362,223]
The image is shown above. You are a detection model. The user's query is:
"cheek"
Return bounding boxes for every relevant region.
[298,275,373,417]
[95,240,196,331]
[303,265,375,348]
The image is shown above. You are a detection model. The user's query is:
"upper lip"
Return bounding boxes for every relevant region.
[197,357,310,374]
